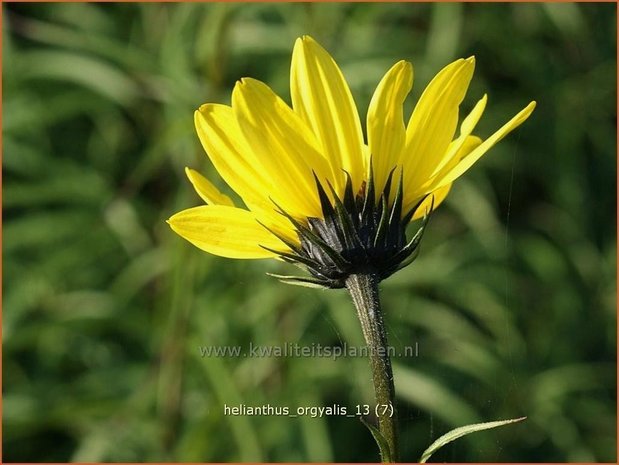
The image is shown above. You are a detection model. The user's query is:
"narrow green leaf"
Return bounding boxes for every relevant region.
[419,416,526,463]
[359,417,393,463]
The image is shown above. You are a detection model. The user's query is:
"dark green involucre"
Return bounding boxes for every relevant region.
[262,165,433,288]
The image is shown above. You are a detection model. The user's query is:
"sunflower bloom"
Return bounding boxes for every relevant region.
[169,35,536,461]
[168,36,535,288]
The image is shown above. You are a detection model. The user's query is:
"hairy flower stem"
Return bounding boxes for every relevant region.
[346,273,399,463]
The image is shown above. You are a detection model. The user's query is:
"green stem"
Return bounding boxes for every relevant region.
[345,273,399,463]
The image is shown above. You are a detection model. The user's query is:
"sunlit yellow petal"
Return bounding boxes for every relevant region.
[168,205,290,259]
[403,57,475,188]
[412,183,452,221]
[185,167,234,206]
[252,211,300,248]
[406,136,482,216]
[195,104,273,212]
[195,104,300,239]
[460,94,488,135]
[426,94,487,180]
[367,60,413,196]
[171,35,537,282]
[434,101,537,189]
[233,77,334,218]
[291,35,365,194]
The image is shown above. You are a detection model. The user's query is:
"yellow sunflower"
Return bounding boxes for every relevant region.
[168,35,535,288]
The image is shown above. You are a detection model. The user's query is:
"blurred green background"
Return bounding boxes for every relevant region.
[3,3,616,462]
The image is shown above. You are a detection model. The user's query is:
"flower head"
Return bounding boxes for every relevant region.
[168,35,535,288]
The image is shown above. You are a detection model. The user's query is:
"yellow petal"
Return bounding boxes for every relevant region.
[434,101,537,189]
[426,94,487,180]
[406,135,482,216]
[460,94,488,135]
[403,57,475,189]
[251,209,300,248]
[291,35,365,194]
[411,183,452,221]
[168,205,289,259]
[232,77,332,219]
[367,60,413,196]
[185,167,234,206]
[195,104,274,213]
[195,105,299,245]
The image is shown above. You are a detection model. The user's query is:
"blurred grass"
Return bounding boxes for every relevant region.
[3,3,616,462]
